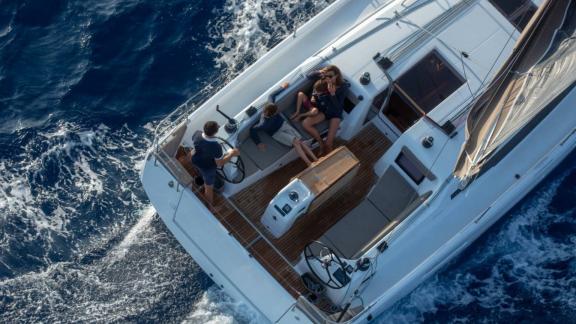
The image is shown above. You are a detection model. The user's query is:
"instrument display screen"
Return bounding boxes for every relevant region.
[333,268,351,286]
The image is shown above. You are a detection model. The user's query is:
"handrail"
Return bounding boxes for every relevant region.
[152,73,231,154]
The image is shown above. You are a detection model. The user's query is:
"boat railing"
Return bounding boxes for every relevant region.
[152,73,231,154]
[150,0,409,154]
[151,0,470,154]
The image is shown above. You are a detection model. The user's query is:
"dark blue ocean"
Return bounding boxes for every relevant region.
[0,0,574,322]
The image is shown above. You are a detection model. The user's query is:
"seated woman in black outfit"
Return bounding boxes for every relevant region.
[299,65,347,154]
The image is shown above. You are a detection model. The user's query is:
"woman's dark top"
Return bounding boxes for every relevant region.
[250,114,284,145]
[315,86,348,120]
[306,70,349,120]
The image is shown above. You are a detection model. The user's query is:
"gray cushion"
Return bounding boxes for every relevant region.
[368,167,417,222]
[239,132,291,170]
[321,200,390,259]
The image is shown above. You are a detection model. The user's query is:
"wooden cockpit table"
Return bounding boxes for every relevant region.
[294,146,360,213]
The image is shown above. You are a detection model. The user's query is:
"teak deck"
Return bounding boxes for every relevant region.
[178,124,391,299]
[232,124,391,262]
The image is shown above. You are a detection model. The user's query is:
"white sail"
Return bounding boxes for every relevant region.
[455,0,575,180]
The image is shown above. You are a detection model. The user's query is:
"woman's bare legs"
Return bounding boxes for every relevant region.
[292,92,308,120]
[325,118,341,153]
[292,140,311,166]
[301,141,318,164]
[302,112,326,155]
[292,139,318,166]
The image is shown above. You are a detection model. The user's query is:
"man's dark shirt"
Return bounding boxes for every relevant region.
[250,114,284,145]
[191,131,223,169]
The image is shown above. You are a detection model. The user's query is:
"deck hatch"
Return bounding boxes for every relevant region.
[489,0,537,31]
[395,50,465,114]
[395,151,425,185]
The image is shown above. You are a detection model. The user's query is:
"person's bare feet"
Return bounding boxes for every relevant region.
[317,142,327,157]
[308,159,319,167]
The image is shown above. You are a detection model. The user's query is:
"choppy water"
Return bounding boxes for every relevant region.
[0,1,574,323]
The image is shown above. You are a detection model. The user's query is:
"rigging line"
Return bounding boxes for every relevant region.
[474,14,524,92]
[391,6,491,116]
[460,52,475,99]
[392,2,473,57]
[420,0,518,73]
[450,26,519,124]
[321,0,438,61]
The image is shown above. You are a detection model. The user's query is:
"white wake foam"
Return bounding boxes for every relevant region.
[1,120,153,264]
[207,0,333,73]
[182,287,262,324]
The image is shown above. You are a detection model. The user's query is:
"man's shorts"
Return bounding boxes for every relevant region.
[197,166,217,186]
[272,122,301,147]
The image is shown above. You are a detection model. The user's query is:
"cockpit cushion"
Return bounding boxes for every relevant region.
[239,131,291,170]
[320,200,390,259]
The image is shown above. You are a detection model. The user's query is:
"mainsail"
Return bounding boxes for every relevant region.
[454,0,576,180]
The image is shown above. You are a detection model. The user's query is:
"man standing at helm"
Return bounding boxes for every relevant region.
[191,121,240,205]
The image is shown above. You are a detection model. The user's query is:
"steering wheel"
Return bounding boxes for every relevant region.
[215,137,245,184]
[304,241,349,290]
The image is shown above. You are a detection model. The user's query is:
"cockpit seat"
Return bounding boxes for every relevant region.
[367,167,418,222]
[319,167,422,259]
[237,76,322,171]
[319,200,390,259]
[236,74,353,172]
[239,125,292,170]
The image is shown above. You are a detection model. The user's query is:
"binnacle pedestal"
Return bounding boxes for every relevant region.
[261,146,360,238]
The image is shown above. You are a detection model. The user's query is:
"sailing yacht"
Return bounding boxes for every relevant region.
[140,0,576,322]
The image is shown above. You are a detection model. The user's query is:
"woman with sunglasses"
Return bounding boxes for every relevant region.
[300,65,347,155]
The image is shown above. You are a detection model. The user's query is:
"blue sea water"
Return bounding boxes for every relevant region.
[0,0,574,322]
